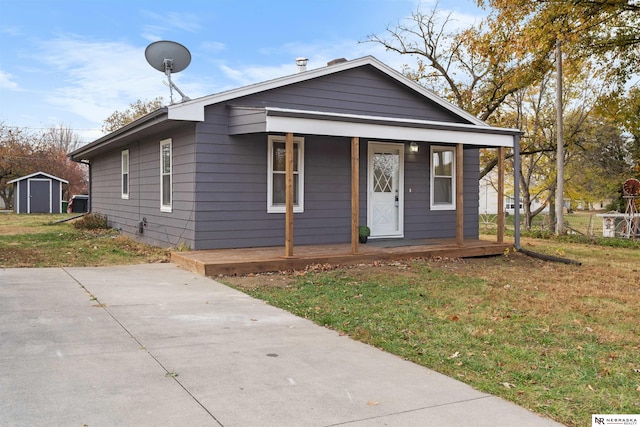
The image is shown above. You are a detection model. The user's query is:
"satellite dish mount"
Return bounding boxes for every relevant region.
[145,40,191,104]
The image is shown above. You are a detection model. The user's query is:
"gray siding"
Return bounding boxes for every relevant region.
[403,147,479,240]
[231,66,469,123]
[192,107,481,249]
[90,124,197,248]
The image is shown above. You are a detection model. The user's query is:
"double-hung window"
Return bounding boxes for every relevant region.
[430,146,456,210]
[267,135,304,213]
[160,139,172,212]
[121,150,129,199]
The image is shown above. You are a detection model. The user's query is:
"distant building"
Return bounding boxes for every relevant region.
[479,173,549,216]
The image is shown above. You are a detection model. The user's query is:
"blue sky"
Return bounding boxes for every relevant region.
[0,0,483,142]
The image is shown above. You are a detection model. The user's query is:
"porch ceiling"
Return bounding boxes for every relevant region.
[229,106,519,148]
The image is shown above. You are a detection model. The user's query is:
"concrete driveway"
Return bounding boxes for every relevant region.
[0,264,564,426]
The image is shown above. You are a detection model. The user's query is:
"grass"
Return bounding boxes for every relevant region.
[224,239,640,427]
[0,213,169,267]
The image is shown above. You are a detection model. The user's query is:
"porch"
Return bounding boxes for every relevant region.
[171,238,512,277]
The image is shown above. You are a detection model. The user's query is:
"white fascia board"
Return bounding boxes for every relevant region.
[8,171,69,184]
[265,115,514,147]
[167,101,205,121]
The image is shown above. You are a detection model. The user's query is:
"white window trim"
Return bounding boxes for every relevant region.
[430,145,456,211]
[160,139,172,212]
[267,135,304,213]
[121,150,129,199]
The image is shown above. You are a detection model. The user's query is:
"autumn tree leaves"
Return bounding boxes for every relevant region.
[367,0,639,227]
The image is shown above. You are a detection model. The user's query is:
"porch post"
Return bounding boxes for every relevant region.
[285,132,294,258]
[513,134,522,250]
[351,137,360,254]
[497,146,505,243]
[456,144,464,246]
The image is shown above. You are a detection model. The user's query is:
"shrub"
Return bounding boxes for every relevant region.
[73,213,108,230]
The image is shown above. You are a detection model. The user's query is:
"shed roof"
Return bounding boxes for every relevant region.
[8,171,69,184]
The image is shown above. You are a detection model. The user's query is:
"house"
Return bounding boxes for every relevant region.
[8,172,69,214]
[69,56,521,252]
[479,173,549,216]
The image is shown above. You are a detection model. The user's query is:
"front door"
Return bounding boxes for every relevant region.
[368,142,403,238]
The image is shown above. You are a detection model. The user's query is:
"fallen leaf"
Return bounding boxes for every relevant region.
[448,351,460,359]
[587,384,595,391]
[501,382,516,389]
[450,315,459,322]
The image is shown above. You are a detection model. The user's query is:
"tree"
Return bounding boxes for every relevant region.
[477,0,640,87]
[365,7,550,122]
[102,97,165,133]
[0,124,34,208]
[40,125,88,200]
[596,86,640,177]
[366,2,638,181]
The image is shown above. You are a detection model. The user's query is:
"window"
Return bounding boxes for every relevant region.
[160,139,172,212]
[267,135,304,213]
[505,196,522,210]
[430,146,456,210]
[121,150,129,199]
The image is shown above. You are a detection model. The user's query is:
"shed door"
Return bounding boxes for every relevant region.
[368,142,404,238]
[28,179,51,213]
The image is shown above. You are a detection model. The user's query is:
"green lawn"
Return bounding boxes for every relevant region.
[0,213,169,267]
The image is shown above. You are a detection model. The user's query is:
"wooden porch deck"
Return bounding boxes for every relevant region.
[171,238,512,277]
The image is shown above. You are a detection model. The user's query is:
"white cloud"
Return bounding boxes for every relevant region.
[34,36,170,124]
[140,10,203,41]
[213,36,411,91]
[200,41,226,53]
[0,69,20,90]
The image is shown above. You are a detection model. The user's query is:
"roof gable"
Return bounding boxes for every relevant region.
[8,171,69,184]
[167,56,487,126]
[228,65,469,125]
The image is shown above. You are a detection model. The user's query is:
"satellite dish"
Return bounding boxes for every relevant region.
[145,40,191,104]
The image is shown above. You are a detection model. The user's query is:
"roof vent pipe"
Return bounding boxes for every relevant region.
[327,58,347,66]
[296,57,308,72]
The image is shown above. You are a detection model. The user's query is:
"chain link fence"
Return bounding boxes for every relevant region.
[480,212,606,237]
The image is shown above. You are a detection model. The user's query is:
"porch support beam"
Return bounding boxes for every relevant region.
[351,137,360,254]
[456,144,464,246]
[285,132,294,258]
[497,146,505,243]
[513,134,522,250]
